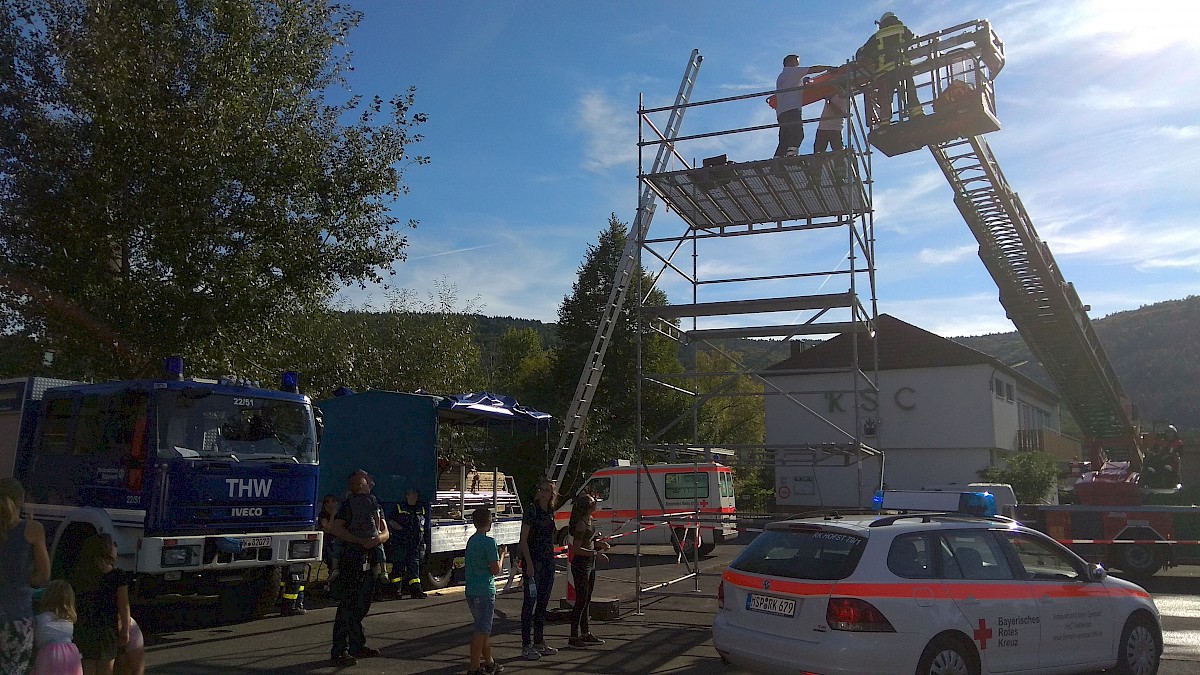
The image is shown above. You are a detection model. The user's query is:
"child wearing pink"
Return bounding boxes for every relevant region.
[33,580,83,675]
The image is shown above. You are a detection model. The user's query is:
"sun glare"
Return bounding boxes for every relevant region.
[1079,0,1200,56]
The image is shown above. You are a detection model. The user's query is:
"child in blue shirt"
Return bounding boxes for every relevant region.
[464,507,506,675]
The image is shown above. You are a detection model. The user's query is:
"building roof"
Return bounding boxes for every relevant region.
[765,314,1059,402]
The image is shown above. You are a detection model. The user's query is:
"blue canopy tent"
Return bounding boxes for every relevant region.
[436,391,552,431]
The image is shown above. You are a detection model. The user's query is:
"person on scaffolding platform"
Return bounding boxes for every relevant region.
[387,487,432,599]
[772,53,833,157]
[856,11,918,128]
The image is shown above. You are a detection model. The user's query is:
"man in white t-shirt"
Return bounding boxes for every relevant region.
[773,54,832,157]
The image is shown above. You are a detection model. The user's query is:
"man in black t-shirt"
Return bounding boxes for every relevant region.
[327,469,390,667]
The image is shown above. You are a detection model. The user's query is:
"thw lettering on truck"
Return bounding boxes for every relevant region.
[227,478,273,498]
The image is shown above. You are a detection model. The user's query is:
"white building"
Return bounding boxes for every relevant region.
[763,315,1070,509]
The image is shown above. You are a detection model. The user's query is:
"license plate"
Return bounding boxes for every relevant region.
[746,593,796,617]
[241,537,271,548]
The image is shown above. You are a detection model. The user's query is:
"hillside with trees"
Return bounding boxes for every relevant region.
[955,296,1200,433]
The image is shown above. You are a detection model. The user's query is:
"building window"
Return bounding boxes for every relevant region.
[994,378,1004,399]
[1005,382,1014,403]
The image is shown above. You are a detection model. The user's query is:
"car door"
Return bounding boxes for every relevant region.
[938,529,1041,672]
[998,530,1113,671]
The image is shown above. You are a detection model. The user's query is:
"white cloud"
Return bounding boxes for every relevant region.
[576,90,636,172]
[918,245,976,266]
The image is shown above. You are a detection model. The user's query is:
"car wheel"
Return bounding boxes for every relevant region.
[916,635,977,675]
[1117,614,1160,675]
[1118,545,1162,579]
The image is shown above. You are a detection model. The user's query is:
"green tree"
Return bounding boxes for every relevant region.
[693,349,773,511]
[0,0,427,379]
[979,451,1060,504]
[551,214,689,488]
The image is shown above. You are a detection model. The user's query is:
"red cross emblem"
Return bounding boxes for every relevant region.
[699,499,709,508]
[973,618,993,651]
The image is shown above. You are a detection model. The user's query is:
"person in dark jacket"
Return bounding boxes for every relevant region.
[856,11,918,127]
[519,478,559,660]
[386,487,431,599]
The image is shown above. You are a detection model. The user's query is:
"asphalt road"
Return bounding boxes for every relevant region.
[140,542,1200,674]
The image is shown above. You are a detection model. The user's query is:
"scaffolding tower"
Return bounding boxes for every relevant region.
[630,61,882,601]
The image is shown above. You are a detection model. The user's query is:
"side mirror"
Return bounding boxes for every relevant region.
[314,406,324,446]
[1086,564,1107,582]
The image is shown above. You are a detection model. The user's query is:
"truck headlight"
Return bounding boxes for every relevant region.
[161,545,199,568]
[288,540,317,560]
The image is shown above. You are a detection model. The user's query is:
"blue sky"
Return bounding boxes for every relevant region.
[333,0,1200,338]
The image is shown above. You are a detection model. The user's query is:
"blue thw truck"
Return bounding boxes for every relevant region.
[0,359,322,619]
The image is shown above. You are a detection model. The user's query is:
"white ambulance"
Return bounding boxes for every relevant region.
[555,460,737,555]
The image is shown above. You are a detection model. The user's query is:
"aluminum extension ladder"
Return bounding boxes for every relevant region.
[547,49,703,488]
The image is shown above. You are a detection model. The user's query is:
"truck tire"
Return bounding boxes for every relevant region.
[423,556,454,590]
[51,524,95,580]
[698,539,717,556]
[218,566,280,622]
[1117,545,1162,579]
[671,527,697,556]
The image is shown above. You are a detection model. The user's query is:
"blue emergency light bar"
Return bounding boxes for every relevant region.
[281,371,300,393]
[873,489,997,517]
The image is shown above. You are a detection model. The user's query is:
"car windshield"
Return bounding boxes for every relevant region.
[155,390,317,464]
[731,528,865,580]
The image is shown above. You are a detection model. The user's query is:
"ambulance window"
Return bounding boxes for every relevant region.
[584,477,611,502]
[665,471,709,499]
[731,529,864,580]
[719,472,734,498]
[1002,531,1083,581]
[940,531,1014,580]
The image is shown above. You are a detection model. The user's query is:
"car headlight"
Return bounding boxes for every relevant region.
[161,545,199,568]
[288,539,317,560]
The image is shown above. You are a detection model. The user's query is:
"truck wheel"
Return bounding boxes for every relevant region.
[218,566,279,622]
[698,540,717,556]
[252,565,283,619]
[423,556,454,590]
[555,526,570,546]
[1116,613,1160,675]
[671,528,697,556]
[1118,545,1162,579]
[51,524,94,580]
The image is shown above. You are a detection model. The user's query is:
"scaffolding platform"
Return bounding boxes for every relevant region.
[642,150,867,230]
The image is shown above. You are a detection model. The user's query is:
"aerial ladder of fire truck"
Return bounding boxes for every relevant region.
[854,19,1180,504]
[546,49,703,491]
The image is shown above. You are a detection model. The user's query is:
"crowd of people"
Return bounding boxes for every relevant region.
[1,478,144,675]
[4,466,613,674]
[317,469,613,673]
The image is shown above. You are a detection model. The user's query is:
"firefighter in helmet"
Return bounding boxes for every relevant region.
[386,487,431,598]
[856,11,920,127]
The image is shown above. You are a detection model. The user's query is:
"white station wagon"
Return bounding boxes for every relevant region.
[713,506,1161,675]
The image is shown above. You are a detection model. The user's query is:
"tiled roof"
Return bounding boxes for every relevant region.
[765,314,1058,401]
